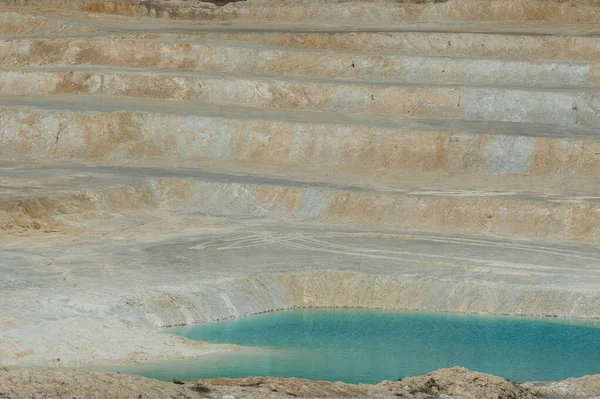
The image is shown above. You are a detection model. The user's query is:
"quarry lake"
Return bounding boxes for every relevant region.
[113,309,600,383]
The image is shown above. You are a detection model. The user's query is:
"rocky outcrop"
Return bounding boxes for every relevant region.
[2,367,598,398]
[523,374,600,398]
[381,367,537,399]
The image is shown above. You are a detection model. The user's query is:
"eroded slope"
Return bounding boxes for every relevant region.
[0,0,599,393]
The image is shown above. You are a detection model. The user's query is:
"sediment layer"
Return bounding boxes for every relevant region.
[1,0,599,389]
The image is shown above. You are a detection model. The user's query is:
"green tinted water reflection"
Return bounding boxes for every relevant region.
[114,309,600,383]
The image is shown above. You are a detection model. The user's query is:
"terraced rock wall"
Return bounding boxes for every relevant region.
[2,0,600,375]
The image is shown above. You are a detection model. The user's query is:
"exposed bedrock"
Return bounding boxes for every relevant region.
[1,0,600,385]
[5,366,599,399]
[5,106,600,178]
[111,270,600,328]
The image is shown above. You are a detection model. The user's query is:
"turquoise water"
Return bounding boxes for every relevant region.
[115,309,600,383]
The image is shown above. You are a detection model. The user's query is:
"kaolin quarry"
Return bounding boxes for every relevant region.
[0,0,600,397]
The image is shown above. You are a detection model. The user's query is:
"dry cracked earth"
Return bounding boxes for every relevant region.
[1,0,600,397]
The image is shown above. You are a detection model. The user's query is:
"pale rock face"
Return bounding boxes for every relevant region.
[484,135,536,175]
[1,0,600,396]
